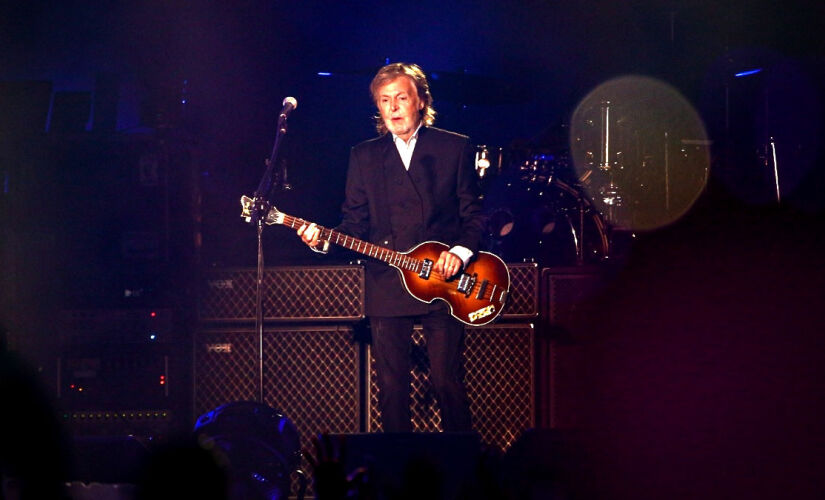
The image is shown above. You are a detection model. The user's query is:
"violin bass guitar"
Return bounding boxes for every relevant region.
[241,195,510,326]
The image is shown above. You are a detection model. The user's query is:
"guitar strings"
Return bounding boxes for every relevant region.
[283,214,505,301]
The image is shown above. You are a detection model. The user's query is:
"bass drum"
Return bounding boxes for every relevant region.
[483,176,609,266]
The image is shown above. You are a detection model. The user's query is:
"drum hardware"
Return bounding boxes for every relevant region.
[664,132,670,211]
[598,181,623,209]
[531,199,585,266]
[558,192,607,266]
[479,137,614,265]
[599,101,612,172]
[475,144,504,181]
[679,139,712,178]
[749,137,782,204]
[571,76,713,232]
[475,144,491,178]
[768,137,780,203]
[482,172,609,266]
[594,100,627,226]
[487,208,516,238]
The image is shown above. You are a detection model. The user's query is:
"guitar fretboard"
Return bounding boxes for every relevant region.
[279,214,423,272]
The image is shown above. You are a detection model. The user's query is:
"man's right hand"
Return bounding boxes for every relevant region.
[297,222,322,248]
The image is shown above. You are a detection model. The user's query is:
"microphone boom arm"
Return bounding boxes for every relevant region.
[241,95,296,402]
[250,97,297,222]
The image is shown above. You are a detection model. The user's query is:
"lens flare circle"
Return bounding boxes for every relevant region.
[570,76,710,231]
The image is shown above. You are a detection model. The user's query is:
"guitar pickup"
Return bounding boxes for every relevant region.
[419,259,433,279]
[488,284,509,304]
[475,279,489,300]
[457,273,477,297]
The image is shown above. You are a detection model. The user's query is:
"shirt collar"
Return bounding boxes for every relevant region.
[391,122,423,146]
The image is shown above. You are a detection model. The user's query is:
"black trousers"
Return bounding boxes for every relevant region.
[370,304,472,433]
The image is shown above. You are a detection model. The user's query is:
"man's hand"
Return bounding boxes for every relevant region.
[434,251,463,279]
[306,433,348,500]
[297,223,322,248]
[305,433,371,500]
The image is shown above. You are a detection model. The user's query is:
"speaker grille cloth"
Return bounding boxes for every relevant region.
[261,328,361,438]
[194,327,361,497]
[262,327,361,497]
[199,266,364,322]
[503,263,540,318]
[194,327,361,432]
[193,330,260,415]
[368,323,534,451]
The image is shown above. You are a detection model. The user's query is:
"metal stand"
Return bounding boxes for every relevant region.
[598,100,624,225]
[243,110,293,402]
[769,137,781,203]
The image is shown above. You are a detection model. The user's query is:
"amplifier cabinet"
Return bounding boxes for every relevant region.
[537,267,606,428]
[193,328,260,414]
[56,340,181,438]
[199,263,535,323]
[198,266,365,322]
[366,323,535,451]
[540,267,606,331]
[61,409,175,438]
[542,340,587,430]
[502,262,540,319]
[59,308,175,345]
[193,325,362,443]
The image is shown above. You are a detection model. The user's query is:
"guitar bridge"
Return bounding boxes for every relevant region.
[456,273,477,297]
[475,279,489,300]
[419,259,433,279]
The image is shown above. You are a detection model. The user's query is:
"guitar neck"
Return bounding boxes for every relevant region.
[280,213,422,271]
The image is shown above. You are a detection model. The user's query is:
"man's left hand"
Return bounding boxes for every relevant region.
[435,251,463,279]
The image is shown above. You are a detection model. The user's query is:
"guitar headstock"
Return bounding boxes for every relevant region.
[240,195,284,225]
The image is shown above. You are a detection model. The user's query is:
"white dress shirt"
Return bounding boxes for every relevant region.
[391,125,473,267]
[313,125,474,268]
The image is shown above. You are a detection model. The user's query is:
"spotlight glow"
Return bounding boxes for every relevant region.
[570,76,710,231]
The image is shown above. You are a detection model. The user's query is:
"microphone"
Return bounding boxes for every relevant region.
[279,96,298,120]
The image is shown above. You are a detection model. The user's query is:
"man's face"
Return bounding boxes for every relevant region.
[376,76,424,142]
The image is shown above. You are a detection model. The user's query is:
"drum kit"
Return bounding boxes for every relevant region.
[477,142,612,267]
[477,101,709,266]
[416,70,708,266]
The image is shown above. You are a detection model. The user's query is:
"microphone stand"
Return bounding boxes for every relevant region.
[245,114,291,403]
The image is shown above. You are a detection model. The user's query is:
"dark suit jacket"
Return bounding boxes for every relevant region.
[337,126,486,317]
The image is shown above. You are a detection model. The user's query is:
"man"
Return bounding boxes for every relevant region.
[297,62,486,432]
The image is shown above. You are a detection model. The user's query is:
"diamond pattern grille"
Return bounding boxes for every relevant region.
[465,324,535,450]
[366,328,444,433]
[193,330,260,416]
[193,326,361,497]
[194,327,361,435]
[368,323,535,451]
[198,264,540,322]
[503,263,540,318]
[261,327,361,440]
[199,266,364,322]
[262,327,361,498]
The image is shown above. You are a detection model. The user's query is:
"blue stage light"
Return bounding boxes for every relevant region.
[734,68,763,77]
